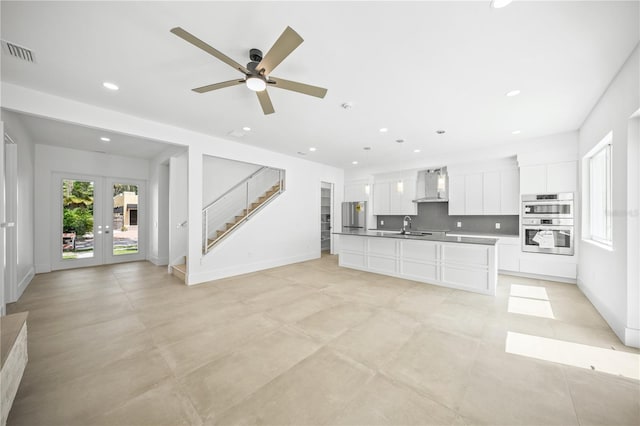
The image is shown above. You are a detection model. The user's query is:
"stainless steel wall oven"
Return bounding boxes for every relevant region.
[521,193,575,255]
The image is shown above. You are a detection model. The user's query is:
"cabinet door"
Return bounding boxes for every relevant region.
[546,161,576,193]
[500,168,520,215]
[520,165,547,195]
[497,242,520,272]
[464,174,484,215]
[372,182,390,215]
[398,176,417,215]
[448,175,465,215]
[482,171,501,215]
[388,180,404,215]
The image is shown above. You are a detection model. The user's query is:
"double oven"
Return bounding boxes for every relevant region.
[521,193,574,256]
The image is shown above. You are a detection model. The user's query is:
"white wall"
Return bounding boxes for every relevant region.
[578,44,640,347]
[169,151,189,266]
[2,84,344,283]
[202,155,260,208]
[148,145,184,265]
[1,110,36,300]
[33,144,149,272]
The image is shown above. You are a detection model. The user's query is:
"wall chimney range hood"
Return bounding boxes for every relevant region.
[413,167,448,203]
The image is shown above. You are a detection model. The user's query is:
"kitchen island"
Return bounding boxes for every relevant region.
[334,230,498,296]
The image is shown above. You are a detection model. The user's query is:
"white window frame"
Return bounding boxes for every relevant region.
[582,132,613,248]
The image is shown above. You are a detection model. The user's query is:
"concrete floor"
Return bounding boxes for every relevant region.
[6,254,640,425]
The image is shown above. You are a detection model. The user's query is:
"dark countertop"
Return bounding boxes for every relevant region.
[334,230,498,246]
[446,231,520,239]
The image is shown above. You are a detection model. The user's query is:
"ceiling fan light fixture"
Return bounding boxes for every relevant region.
[246,76,267,92]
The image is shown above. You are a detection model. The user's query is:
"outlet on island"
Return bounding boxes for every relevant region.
[380,220,385,226]
[495,223,501,229]
[456,222,462,228]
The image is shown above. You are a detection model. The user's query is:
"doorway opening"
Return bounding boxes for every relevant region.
[53,174,145,270]
[320,182,333,253]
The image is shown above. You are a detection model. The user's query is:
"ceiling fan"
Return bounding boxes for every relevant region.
[171,26,327,115]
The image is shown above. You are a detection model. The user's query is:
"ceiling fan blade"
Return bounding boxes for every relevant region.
[256,90,275,115]
[257,27,303,76]
[192,79,245,93]
[171,27,249,74]
[268,77,327,99]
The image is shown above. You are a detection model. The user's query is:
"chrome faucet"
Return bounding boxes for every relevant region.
[401,216,412,234]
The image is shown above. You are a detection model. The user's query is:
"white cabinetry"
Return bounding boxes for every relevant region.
[464,174,484,215]
[521,161,576,195]
[373,182,391,215]
[338,235,497,295]
[497,237,520,272]
[449,167,519,216]
[372,173,417,216]
[448,175,466,215]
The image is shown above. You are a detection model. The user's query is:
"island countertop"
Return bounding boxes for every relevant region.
[333,229,498,246]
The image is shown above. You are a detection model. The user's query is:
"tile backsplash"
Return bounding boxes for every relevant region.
[376,202,519,235]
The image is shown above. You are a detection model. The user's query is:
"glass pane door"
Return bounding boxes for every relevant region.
[53,175,145,270]
[112,183,139,256]
[62,178,96,260]
[104,178,145,264]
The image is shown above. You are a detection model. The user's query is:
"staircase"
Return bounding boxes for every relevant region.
[203,166,285,254]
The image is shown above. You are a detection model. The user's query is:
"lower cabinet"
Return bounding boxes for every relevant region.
[338,235,497,295]
[497,236,577,280]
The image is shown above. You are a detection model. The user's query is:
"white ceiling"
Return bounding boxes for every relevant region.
[1,1,638,169]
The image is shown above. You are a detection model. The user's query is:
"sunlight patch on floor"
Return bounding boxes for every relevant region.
[510,284,549,300]
[506,331,640,380]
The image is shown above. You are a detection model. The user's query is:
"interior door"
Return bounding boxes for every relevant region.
[52,174,146,270]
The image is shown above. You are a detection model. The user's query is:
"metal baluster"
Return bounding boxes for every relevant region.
[246,180,250,217]
[204,209,208,253]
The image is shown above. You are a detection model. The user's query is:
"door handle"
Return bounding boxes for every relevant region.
[0,222,15,228]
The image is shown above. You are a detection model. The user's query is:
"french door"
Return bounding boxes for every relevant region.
[52,173,146,270]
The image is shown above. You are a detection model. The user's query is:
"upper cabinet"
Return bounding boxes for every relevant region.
[372,172,417,216]
[520,161,577,195]
[448,160,520,216]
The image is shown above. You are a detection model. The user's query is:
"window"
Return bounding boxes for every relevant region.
[585,132,612,246]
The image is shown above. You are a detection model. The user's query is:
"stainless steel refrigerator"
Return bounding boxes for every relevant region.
[342,201,367,232]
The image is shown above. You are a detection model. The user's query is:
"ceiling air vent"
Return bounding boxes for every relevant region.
[1,40,35,63]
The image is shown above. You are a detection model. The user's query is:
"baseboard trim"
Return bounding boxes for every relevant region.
[499,270,577,284]
[624,327,640,349]
[577,277,627,344]
[35,263,51,274]
[188,252,319,285]
[148,255,168,266]
[15,267,34,301]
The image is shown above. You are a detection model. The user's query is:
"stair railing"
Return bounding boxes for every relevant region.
[202,166,285,254]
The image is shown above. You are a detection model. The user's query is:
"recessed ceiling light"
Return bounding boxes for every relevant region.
[491,0,514,9]
[102,82,119,91]
[352,161,358,165]
[100,137,111,142]
[309,147,316,152]
[512,130,521,135]
[379,128,388,133]
[506,89,521,97]
[414,149,421,153]
[242,126,251,132]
